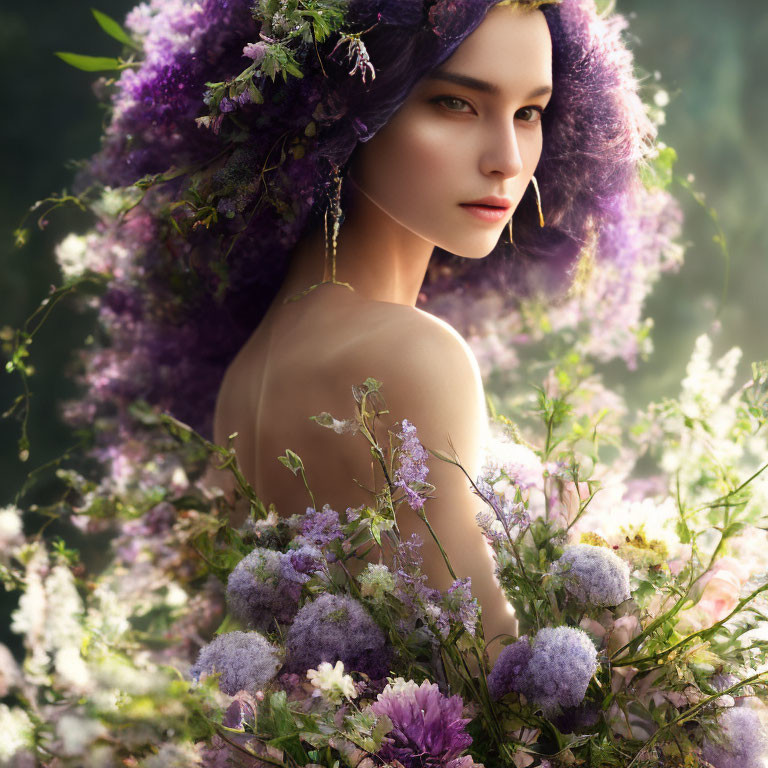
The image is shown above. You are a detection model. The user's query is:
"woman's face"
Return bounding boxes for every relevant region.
[349,4,553,259]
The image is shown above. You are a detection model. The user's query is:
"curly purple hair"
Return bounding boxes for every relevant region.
[77,0,659,438]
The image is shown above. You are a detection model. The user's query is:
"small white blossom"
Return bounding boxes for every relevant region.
[0,704,34,762]
[306,660,357,704]
[55,233,90,280]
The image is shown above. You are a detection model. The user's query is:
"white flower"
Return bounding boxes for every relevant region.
[0,505,23,561]
[55,233,90,280]
[306,660,357,704]
[0,704,34,762]
[654,89,670,107]
[56,714,107,756]
[381,676,420,697]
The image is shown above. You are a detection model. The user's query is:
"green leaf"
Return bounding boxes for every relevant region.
[91,8,139,49]
[55,52,121,71]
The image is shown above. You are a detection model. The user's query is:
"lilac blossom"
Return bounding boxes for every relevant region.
[394,419,430,510]
[190,631,282,695]
[525,627,598,713]
[551,544,632,607]
[226,548,300,631]
[487,637,534,701]
[701,705,768,768]
[284,593,390,679]
[370,678,477,768]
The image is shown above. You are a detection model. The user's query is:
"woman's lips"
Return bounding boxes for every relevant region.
[459,204,509,222]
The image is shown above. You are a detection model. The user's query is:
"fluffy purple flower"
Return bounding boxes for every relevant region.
[551,544,631,607]
[284,593,390,679]
[370,679,475,768]
[487,637,534,701]
[190,631,282,695]
[525,627,598,713]
[226,548,301,631]
[297,504,344,549]
[394,419,430,510]
[702,705,768,768]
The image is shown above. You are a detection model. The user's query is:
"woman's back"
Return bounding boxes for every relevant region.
[213,281,486,522]
[212,281,518,661]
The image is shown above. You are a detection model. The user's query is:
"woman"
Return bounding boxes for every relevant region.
[70,0,661,662]
[213,2,553,662]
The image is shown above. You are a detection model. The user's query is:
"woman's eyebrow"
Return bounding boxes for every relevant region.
[425,69,552,100]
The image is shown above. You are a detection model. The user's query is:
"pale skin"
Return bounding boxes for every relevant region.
[210,5,553,666]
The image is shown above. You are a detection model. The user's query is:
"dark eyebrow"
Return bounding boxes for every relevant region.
[425,70,552,100]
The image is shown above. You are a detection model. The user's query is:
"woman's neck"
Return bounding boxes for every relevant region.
[274,182,436,309]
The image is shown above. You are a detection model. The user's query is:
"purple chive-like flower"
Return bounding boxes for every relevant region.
[226,547,301,631]
[284,593,390,679]
[370,679,476,768]
[702,705,768,768]
[525,627,598,713]
[551,544,631,607]
[487,636,534,701]
[394,419,430,510]
[190,631,282,695]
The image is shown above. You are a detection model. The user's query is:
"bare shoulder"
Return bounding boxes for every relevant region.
[338,304,489,461]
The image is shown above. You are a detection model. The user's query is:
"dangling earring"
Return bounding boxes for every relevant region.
[531,174,545,228]
[284,163,354,304]
[323,164,344,283]
[507,215,514,245]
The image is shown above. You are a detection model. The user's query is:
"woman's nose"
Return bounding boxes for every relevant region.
[479,121,524,179]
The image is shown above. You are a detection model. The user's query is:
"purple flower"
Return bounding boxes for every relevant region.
[226,548,301,631]
[190,631,282,695]
[285,593,390,679]
[242,41,267,63]
[525,627,598,713]
[280,543,325,585]
[437,577,480,638]
[487,637,534,701]
[551,544,631,607]
[394,419,430,510]
[370,679,475,767]
[298,504,344,549]
[702,705,768,768]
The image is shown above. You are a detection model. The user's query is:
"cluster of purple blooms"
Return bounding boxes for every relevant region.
[551,544,632,607]
[487,626,598,713]
[393,419,431,511]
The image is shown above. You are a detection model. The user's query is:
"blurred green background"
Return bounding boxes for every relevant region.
[1,0,766,512]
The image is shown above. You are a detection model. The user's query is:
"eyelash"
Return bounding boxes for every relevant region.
[431,95,546,123]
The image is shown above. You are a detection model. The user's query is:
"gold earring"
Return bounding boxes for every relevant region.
[508,215,514,244]
[531,174,545,228]
[323,164,343,282]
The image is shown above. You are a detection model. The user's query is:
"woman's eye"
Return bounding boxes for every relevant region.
[517,106,545,123]
[432,96,473,113]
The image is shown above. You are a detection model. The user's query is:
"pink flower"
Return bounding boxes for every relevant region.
[679,557,749,632]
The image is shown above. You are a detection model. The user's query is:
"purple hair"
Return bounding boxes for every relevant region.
[72,0,661,440]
